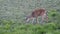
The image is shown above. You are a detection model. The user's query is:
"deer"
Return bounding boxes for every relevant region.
[25,8,48,24]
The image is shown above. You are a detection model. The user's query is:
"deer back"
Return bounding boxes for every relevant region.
[31,9,46,17]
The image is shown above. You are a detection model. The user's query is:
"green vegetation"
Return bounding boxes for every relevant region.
[0,20,60,34]
[0,0,60,34]
[0,9,60,34]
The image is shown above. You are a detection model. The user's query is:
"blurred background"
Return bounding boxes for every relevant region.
[0,0,60,34]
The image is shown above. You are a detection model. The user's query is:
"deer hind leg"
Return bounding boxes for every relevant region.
[32,18,35,24]
[36,17,39,24]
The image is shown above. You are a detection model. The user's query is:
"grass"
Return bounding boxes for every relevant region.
[0,20,60,34]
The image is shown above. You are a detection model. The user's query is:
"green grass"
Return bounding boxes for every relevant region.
[0,0,60,34]
[0,20,60,34]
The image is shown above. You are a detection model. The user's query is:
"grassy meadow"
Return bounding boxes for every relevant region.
[0,0,60,34]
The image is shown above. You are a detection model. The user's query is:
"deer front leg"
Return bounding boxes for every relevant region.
[46,15,48,22]
[44,13,48,23]
[40,15,45,24]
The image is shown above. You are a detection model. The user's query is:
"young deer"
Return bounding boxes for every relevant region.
[25,8,48,24]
